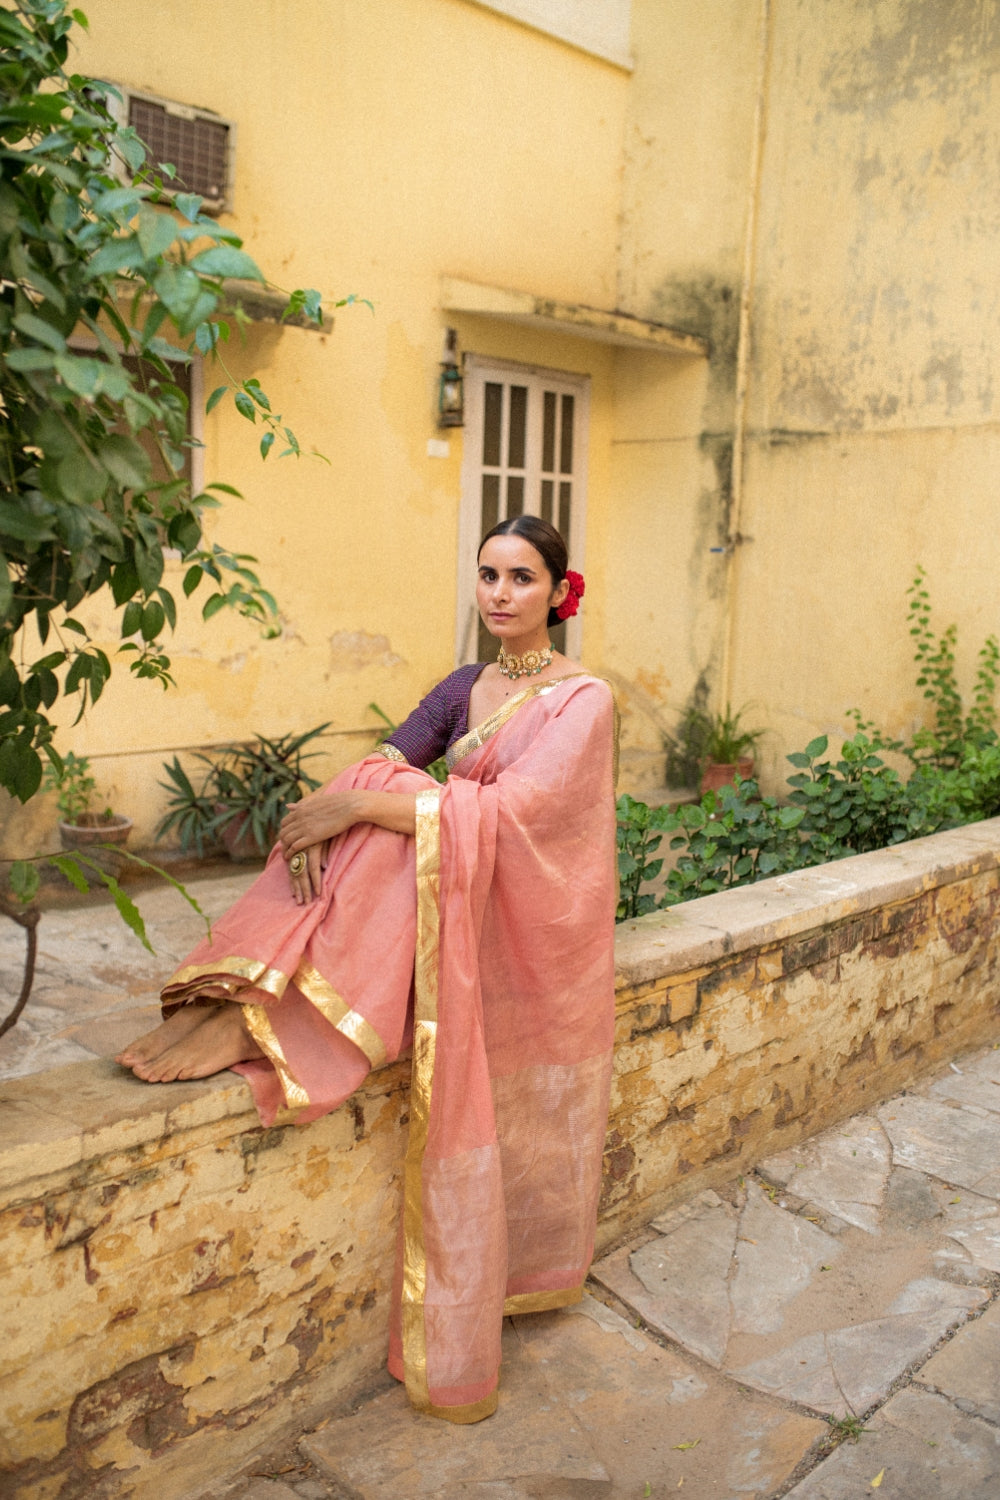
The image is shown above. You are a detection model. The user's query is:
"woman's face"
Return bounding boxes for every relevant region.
[476,534,569,644]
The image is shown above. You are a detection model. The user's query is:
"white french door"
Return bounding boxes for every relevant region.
[455,357,589,664]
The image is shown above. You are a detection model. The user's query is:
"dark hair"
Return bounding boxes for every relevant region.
[477,516,568,627]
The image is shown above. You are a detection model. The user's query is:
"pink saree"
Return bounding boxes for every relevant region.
[162,674,617,1422]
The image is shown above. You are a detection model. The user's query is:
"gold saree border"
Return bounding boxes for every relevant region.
[242,1004,311,1112]
[445,672,601,771]
[401,785,442,1414]
[503,1284,584,1316]
[375,743,408,764]
[292,958,388,1070]
[423,1390,499,1424]
[165,955,289,1000]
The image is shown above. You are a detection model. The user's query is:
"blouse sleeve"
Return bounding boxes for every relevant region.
[381,677,456,770]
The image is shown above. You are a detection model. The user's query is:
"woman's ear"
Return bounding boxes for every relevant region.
[551,578,570,613]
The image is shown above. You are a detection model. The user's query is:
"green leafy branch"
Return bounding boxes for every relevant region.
[0,0,367,805]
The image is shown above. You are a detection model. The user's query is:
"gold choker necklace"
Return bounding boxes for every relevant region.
[497,643,554,680]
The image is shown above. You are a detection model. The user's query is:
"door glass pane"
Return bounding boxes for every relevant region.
[507,475,524,517]
[542,391,556,473]
[560,394,574,473]
[508,385,527,469]
[540,477,553,523]
[483,383,503,467]
[558,480,571,538]
[481,472,500,535]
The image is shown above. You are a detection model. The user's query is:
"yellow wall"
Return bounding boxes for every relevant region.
[733,0,1000,783]
[13,0,633,851]
[7,0,998,855]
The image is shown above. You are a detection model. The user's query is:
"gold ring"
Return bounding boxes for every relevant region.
[289,852,307,876]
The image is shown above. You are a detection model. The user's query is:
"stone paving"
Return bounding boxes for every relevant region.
[2,878,998,1497]
[210,1043,1000,1500]
[0,868,259,1081]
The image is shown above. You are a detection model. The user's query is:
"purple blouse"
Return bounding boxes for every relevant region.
[382,663,487,769]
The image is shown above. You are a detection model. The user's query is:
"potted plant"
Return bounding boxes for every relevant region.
[44,751,133,878]
[157,724,330,861]
[694,704,764,794]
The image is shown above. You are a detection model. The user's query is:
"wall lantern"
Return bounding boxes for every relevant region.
[437,327,464,428]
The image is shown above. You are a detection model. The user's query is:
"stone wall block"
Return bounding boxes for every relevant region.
[695,952,758,1013]
[666,978,700,1022]
[4,821,1000,1497]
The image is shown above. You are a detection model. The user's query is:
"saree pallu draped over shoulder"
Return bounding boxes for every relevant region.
[162,675,618,1422]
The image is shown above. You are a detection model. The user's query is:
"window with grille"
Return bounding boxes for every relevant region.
[456,358,589,664]
[109,88,235,215]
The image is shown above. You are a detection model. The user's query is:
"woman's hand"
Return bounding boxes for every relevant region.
[279,787,420,903]
[280,790,362,903]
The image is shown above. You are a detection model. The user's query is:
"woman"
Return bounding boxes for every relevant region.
[117,516,618,1423]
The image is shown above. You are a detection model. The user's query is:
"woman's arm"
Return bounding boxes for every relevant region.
[279,788,417,902]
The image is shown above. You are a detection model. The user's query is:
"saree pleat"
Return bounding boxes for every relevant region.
[161,675,617,1417]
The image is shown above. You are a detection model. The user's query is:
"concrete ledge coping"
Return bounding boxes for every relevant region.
[3,817,1000,1197]
[614,817,1000,987]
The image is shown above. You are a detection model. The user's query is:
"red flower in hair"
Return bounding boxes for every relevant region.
[556,569,585,620]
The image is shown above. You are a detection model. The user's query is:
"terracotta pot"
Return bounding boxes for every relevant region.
[58,813,133,880]
[214,807,273,862]
[699,757,755,796]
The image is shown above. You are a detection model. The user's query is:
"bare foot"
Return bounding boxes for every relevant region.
[116,1003,209,1068]
[127,1007,264,1083]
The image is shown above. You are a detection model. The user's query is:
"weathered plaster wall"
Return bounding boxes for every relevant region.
[607,0,764,785]
[611,0,1000,790]
[732,0,1000,781]
[3,819,999,1497]
[4,0,634,855]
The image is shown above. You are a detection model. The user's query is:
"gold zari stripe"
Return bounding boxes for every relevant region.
[446,672,596,771]
[503,1284,584,1316]
[376,743,408,764]
[401,785,442,1413]
[292,958,388,1070]
[242,1004,311,1112]
[167,955,288,1000]
[423,1390,499,1424]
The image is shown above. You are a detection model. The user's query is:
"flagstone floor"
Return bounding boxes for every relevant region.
[219,1045,1000,1500]
[2,874,997,1497]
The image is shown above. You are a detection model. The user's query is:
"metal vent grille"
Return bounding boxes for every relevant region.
[128,96,231,211]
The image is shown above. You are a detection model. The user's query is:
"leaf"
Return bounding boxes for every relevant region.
[13,311,67,353]
[260,430,275,460]
[54,353,105,400]
[205,383,229,414]
[99,433,153,491]
[9,859,40,903]
[189,246,265,282]
[870,1470,884,1489]
[173,192,204,222]
[87,234,146,278]
[102,871,153,952]
[234,390,256,422]
[202,592,228,621]
[672,1439,700,1451]
[48,854,90,892]
[5,348,56,372]
[136,204,179,260]
[804,735,829,758]
[119,850,211,936]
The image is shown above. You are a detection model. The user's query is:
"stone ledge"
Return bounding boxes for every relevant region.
[3,818,1000,1196]
[614,818,1000,988]
[3,820,1000,1497]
